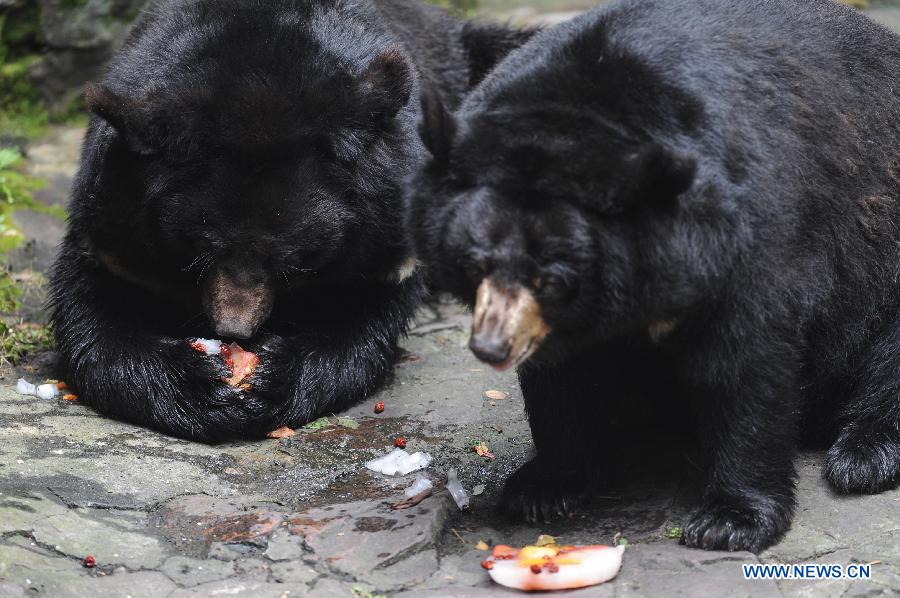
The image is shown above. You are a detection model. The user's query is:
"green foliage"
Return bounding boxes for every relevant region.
[0,55,50,139]
[0,148,57,362]
[0,321,54,365]
[663,526,684,540]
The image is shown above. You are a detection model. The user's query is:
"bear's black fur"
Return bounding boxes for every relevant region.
[48,0,531,442]
[408,0,900,552]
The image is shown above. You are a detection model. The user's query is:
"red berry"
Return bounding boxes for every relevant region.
[530,564,542,574]
[83,555,96,568]
[190,341,206,354]
[394,437,407,449]
[374,401,385,414]
[481,560,494,570]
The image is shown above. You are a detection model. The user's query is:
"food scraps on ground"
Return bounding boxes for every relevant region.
[394,436,407,449]
[484,390,508,400]
[56,381,69,390]
[191,339,259,387]
[472,484,486,496]
[365,448,433,476]
[62,394,78,402]
[475,540,490,551]
[404,477,433,497]
[374,401,385,414]
[482,542,625,591]
[267,426,296,439]
[472,440,495,460]
[16,378,59,400]
[83,555,96,568]
[446,468,470,510]
[391,477,437,510]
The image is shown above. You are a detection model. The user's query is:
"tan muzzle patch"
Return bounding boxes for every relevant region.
[469,278,551,371]
[202,269,274,340]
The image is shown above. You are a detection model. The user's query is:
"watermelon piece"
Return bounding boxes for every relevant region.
[223,343,259,386]
[189,339,259,387]
[483,543,624,591]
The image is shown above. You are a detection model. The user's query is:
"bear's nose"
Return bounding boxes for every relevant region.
[468,334,511,364]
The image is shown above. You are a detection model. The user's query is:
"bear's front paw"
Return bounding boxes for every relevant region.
[825,430,900,494]
[242,334,295,406]
[682,499,790,553]
[500,459,586,523]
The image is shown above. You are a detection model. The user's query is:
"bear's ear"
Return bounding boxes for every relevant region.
[620,143,696,208]
[360,47,413,118]
[84,83,162,155]
[418,88,456,164]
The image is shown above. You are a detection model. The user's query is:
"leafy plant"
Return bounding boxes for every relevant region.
[0,321,53,366]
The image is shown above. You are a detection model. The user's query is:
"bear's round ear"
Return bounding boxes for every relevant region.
[359,47,413,118]
[84,83,161,155]
[622,143,696,207]
[418,88,456,164]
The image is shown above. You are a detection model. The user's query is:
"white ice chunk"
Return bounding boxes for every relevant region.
[446,469,469,510]
[36,384,59,400]
[16,378,35,396]
[365,448,433,476]
[193,338,222,355]
[404,476,433,497]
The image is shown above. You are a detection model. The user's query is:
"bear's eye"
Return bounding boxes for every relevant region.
[537,273,579,301]
[461,257,488,281]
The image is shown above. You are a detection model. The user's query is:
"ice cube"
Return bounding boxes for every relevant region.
[16,378,35,396]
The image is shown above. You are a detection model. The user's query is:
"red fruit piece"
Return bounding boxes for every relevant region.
[374,401,385,414]
[190,341,207,354]
[481,560,494,570]
[530,564,542,574]
[83,555,96,568]
[222,343,259,387]
[394,437,407,449]
[219,343,235,370]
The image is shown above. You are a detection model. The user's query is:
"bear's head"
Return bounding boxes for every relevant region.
[409,86,704,370]
[75,2,417,339]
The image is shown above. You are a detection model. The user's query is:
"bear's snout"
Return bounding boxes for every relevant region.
[470,278,551,371]
[202,268,274,340]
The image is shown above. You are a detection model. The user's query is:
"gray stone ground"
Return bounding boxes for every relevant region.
[4,7,900,595]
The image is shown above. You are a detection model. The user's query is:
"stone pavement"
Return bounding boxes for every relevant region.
[1,294,898,598]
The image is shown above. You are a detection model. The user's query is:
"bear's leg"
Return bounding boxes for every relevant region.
[824,323,900,494]
[499,342,630,523]
[682,349,799,553]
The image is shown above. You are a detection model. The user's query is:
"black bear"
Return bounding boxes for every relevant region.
[408,0,900,552]
[48,0,531,442]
